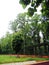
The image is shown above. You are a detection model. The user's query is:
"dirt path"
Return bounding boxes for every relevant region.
[0,61,49,65]
[0,61,36,65]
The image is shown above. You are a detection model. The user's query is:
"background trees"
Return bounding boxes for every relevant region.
[0,0,49,55]
[0,32,15,54]
[0,12,49,55]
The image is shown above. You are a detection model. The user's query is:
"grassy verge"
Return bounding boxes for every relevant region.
[0,55,49,64]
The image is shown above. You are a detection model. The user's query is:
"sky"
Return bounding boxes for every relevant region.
[0,0,41,38]
[0,0,25,38]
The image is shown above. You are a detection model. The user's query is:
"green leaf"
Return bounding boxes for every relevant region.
[27,7,34,16]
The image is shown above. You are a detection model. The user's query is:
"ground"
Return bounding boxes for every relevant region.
[0,61,36,65]
[1,61,49,65]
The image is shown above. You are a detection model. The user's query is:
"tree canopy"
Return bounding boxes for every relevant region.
[19,0,49,17]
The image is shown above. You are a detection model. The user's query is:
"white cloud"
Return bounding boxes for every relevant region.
[0,0,24,38]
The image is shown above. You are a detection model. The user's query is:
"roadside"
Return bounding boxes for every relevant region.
[0,61,49,65]
[0,61,37,65]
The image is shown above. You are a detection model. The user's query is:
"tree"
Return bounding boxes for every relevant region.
[19,0,49,55]
[0,32,14,54]
[9,20,18,32]
[19,0,49,17]
[40,20,49,55]
[0,44,2,54]
[11,13,31,54]
[12,32,24,54]
[29,14,41,55]
[9,10,49,55]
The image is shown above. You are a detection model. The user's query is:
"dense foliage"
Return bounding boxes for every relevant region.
[0,32,15,54]
[19,0,49,17]
[0,0,49,55]
[0,13,49,55]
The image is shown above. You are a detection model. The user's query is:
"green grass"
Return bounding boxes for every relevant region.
[0,55,49,64]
